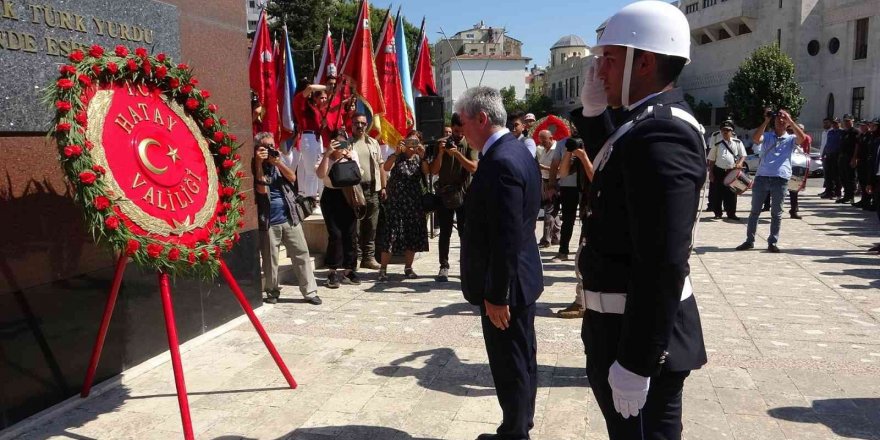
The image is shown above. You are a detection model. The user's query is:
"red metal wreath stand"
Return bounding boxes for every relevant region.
[80,255,296,440]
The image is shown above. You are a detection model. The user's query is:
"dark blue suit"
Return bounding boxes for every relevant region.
[461,131,543,439]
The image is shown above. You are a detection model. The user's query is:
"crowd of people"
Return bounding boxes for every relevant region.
[248,1,880,439]
[702,111,880,252]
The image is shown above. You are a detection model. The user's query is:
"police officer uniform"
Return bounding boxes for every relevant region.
[569,3,707,438]
[707,121,746,219]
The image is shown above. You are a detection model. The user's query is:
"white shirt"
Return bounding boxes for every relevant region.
[522,137,537,158]
[708,137,747,170]
[481,128,510,156]
[626,91,664,111]
[819,129,829,156]
[536,142,556,179]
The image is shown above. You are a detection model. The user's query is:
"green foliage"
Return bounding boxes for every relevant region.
[500,86,555,119]
[724,44,805,129]
[267,0,422,82]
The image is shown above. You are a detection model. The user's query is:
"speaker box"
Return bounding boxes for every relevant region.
[415,96,445,145]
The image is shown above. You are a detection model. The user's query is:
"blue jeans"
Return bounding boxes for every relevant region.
[746,176,787,245]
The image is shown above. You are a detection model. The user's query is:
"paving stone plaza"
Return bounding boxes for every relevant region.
[7,184,880,440]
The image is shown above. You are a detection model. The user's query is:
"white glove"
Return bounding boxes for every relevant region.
[580,56,608,117]
[608,361,650,419]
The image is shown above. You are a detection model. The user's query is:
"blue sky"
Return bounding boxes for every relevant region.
[396,0,634,67]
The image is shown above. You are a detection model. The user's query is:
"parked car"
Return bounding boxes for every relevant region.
[742,152,823,177]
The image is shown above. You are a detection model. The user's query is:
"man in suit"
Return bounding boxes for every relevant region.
[457,86,543,440]
[569,2,707,439]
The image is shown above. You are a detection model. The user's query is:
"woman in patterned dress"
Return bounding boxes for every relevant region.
[376,130,430,281]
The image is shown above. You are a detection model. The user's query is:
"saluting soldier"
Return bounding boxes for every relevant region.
[569,2,707,439]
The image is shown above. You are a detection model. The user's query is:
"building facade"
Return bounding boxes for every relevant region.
[245,0,262,33]
[678,0,879,134]
[434,22,530,111]
[543,35,590,115]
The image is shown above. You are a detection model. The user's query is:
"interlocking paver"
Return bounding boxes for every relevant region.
[6,184,880,440]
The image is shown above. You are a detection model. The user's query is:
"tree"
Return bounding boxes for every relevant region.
[266,0,422,83]
[500,86,555,120]
[724,44,805,129]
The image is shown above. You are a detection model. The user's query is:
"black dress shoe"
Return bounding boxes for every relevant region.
[768,244,781,253]
[868,244,880,252]
[713,214,723,219]
[727,215,741,220]
[476,434,499,440]
[790,213,802,219]
[736,242,754,251]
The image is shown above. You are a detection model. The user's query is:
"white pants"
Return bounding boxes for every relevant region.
[287,133,323,198]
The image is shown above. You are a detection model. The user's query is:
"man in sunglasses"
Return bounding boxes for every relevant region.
[349,113,386,270]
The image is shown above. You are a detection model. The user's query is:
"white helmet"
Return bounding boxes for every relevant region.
[592,1,691,63]
[591,1,691,108]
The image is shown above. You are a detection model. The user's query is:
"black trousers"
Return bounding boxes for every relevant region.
[482,302,537,440]
[838,154,856,199]
[320,188,357,270]
[857,159,872,203]
[583,310,690,440]
[823,152,840,196]
[355,186,381,261]
[709,167,737,217]
[436,204,466,269]
[558,186,580,255]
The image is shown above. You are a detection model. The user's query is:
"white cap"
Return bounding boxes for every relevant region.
[524,113,536,121]
[592,1,691,63]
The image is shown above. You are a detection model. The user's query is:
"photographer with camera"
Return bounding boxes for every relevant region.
[736,108,806,253]
[317,131,362,288]
[253,132,321,305]
[431,113,479,282]
[376,130,431,282]
[556,136,594,319]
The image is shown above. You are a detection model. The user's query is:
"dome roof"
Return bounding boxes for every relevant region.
[551,34,587,49]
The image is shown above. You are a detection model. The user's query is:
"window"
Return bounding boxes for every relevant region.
[685,3,698,14]
[827,93,835,119]
[779,0,782,8]
[249,0,255,8]
[807,40,820,56]
[829,37,840,54]
[738,24,751,35]
[854,18,869,60]
[852,87,865,120]
[700,34,712,44]
[564,78,569,99]
[777,29,781,46]
[702,0,717,7]
[248,20,257,29]
[466,33,474,39]
[718,28,730,40]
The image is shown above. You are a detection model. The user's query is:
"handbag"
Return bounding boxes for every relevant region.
[328,158,362,188]
[420,173,440,213]
[295,195,317,219]
[342,185,368,219]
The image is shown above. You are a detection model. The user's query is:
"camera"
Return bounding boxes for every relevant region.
[565,137,584,152]
[444,137,457,149]
[766,109,778,118]
[267,147,280,158]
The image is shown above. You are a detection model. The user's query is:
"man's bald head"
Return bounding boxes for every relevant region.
[538,130,553,148]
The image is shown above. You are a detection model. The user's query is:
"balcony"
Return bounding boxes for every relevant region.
[684,0,759,31]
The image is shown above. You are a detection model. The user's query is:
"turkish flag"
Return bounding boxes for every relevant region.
[412,18,437,97]
[339,0,386,135]
[248,8,279,140]
[314,27,337,85]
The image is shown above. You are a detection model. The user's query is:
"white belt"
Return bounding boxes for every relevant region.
[584,276,693,315]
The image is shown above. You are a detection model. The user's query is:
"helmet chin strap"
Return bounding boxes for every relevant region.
[621,46,634,109]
